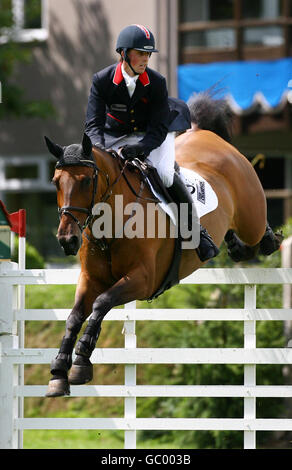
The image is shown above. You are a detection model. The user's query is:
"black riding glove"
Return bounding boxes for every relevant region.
[121,143,146,161]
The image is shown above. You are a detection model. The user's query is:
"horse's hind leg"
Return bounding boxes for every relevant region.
[224,230,259,262]
[225,224,283,263]
[258,224,283,255]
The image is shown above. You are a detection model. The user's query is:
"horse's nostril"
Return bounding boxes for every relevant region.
[58,235,80,255]
[69,235,79,245]
[59,235,77,245]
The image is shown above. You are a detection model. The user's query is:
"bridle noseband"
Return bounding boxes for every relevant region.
[57,159,99,233]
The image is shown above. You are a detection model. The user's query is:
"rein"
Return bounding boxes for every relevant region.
[56,152,158,236]
[116,155,160,203]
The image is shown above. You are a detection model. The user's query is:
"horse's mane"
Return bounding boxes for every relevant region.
[187,87,233,143]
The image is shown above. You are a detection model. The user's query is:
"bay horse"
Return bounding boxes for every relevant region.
[45,92,282,397]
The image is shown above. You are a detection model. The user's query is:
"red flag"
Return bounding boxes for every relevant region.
[0,201,26,237]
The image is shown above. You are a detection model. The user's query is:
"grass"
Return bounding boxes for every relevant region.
[23,430,124,449]
[25,284,76,309]
[23,285,122,449]
[23,429,189,449]
[20,250,290,450]
[23,285,181,450]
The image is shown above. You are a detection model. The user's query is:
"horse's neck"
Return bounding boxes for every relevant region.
[93,148,123,201]
[93,148,146,210]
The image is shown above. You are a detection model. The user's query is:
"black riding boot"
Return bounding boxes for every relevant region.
[167,173,219,262]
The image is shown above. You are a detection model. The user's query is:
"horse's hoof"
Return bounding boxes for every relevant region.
[45,378,70,397]
[68,362,93,385]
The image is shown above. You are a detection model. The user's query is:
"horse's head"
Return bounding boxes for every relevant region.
[45,133,98,255]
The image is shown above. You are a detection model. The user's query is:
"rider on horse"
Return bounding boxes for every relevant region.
[85,24,219,262]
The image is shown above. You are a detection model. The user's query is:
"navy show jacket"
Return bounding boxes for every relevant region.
[85,62,173,156]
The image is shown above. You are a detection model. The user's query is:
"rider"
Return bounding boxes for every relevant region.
[85,24,219,262]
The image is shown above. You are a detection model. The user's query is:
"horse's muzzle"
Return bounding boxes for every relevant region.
[58,235,80,256]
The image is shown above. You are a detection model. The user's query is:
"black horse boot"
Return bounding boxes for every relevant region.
[46,335,76,397]
[167,173,219,262]
[68,319,102,385]
[259,223,284,256]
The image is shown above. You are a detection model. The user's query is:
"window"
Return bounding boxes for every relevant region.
[243,0,284,47]
[0,0,48,43]
[242,0,283,19]
[180,0,234,22]
[179,0,292,63]
[24,0,42,29]
[0,0,14,28]
[181,28,236,50]
[243,26,284,46]
[180,0,235,51]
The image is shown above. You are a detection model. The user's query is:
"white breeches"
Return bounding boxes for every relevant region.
[104,132,176,188]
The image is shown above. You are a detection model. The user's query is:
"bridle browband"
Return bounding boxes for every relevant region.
[56,158,99,233]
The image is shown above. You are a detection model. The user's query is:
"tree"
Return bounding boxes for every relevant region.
[0,0,55,119]
[137,220,292,448]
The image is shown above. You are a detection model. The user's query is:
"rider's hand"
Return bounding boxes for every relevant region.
[121,143,146,160]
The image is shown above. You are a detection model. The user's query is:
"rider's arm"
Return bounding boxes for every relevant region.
[138,75,170,156]
[85,73,106,149]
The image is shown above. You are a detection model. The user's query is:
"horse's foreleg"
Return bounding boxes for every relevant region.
[46,276,104,397]
[45,303,86,397]
[70,269,150,385]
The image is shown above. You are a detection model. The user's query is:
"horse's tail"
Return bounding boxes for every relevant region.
[187,87,233,143]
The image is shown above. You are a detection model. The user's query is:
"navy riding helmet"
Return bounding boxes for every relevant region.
[116,24,159,54]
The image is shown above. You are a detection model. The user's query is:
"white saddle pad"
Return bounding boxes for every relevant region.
[147,166,218,226]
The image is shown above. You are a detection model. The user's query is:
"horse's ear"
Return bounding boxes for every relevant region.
[44,136,63,159]
[82,133,92,157]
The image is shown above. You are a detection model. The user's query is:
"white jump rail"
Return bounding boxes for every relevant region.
[1,262,292,449]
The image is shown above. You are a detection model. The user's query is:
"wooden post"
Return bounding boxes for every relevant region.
[244,285,257,449]
[123,301,137,449]
[0,261,19,448]
[17,233,26,449]
[281,236,292,425]
[282,237,292,311]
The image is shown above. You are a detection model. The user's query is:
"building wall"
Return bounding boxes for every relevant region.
[0,0,175,258]
[0,0,174,157]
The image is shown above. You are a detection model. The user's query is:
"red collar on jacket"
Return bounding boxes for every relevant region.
[113,62,150,87]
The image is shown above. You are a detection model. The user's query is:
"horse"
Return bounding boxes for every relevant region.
[44,92,282,397]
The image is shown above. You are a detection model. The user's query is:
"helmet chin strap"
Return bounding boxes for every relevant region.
[123,48,140,75]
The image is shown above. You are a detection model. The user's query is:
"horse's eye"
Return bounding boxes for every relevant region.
[81,176,91,188]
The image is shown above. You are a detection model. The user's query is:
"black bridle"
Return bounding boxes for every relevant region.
[56,153,159,235]
[57,159,99,233]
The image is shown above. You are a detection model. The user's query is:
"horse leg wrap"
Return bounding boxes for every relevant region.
[224,230,256,262]
[75,319,101,357]
[259,224,283,256]
[50,336,76,377]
